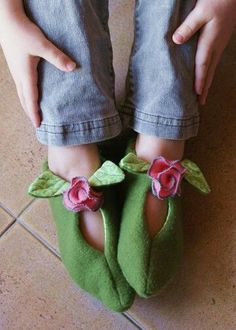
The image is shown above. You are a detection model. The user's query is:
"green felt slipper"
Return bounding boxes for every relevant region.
[28,160,135,312]
[118,142,211,298]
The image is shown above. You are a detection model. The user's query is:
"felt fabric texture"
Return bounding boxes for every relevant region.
[181,159,211,194]
[88,160,125,186]
[147,157,186,199]
[49,190,135,312]
[28,169,70,197]
[28,160,135,312]
[118,140,210,297]
[28,160,125,198]
[63,177,104,212]
[120,152,211,195]
[117,170,184,298]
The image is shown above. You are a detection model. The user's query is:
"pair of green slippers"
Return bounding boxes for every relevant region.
[28,142,210,312]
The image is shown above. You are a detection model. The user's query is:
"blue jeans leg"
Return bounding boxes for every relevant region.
[24,0,122,146]
[121,0,199,140]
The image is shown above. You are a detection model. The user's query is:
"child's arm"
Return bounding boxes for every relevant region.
[0,0,76,128]
[172,0,236,105]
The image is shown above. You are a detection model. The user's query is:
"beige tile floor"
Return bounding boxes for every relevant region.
[1,1,236,329]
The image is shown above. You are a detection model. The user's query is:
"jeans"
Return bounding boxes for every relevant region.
[24,0,199,146]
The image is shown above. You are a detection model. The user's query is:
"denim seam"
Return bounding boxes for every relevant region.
[37,118,121,135]
[36,123,122,146]
[120,109,199,128]
[37,114,120,128]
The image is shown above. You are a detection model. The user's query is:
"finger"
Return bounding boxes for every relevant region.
[198,53,221,105]
[194,24,216,95]
[194,17,223,96]
[198,87,209,106]
[15,81,27,111]
[36,38,77,72]
[204,52,221,91]
[17,82,39,126]
[22,59,41,128]
[195,48,213,96]
[172,8,206,44]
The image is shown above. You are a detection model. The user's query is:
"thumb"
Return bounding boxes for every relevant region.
[36,38,77,72]
[172,9,206,44]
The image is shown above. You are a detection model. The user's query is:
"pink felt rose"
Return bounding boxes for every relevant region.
[63,177,103,212]
[147,157,186,200]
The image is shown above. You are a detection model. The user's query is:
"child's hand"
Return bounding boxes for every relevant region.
[172,0,236,105]
[0,12,77,128]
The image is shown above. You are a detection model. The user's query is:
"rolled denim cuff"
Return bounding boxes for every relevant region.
[36,114,122,146]
[120,107,200,140]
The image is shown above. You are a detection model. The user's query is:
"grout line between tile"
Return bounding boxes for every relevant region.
[1,197,146,329]
[17,218,61,260]
[15,220,146,329]
[17,198,37,217]
[6,219,144,327]
[0,202,17,218]
[0,198,37,220]
[0,218,17,238]
[1,197,146,327]
[123,311,145,330]
[1,211,145,328]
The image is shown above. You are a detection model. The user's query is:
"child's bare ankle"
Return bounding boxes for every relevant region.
[48,144,101,182]
[48,144,104,251]
[135,134,185,162]
[134,134,185,238]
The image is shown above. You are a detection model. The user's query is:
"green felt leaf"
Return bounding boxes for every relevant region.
[28,170,70,198]
[42,159,49,171]
[88,161,125,187]
[181,159,211,194]
[119,152,150,174]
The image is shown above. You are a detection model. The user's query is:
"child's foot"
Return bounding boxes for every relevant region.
[48,144,105,252]
[135,134,185,239]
